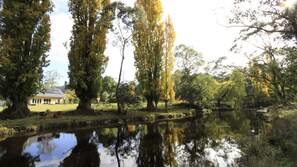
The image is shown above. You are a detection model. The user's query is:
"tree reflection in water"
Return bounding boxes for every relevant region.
[181,118,213,166]
[59,129,100,167]
[0,136,40,167]
[0,111,261,167]
[137,123,164,167]
[100,125,140,167]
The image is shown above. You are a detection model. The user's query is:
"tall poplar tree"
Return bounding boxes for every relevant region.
[161,16,176,111]
[0,0,52,118]
[133,0,164,111]
[68,0,111,112]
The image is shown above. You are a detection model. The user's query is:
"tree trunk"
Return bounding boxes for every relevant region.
[116,45,125,114]
[115,127,123,167]
[77,99,92,113]
[146,98,155,111]
[165,100,168,112]
[154,98,159,112]
[3,101,30,119]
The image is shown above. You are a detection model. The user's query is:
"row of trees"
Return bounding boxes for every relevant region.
[0,0,176,117]
[0,0,296,118]
[68,0,176,113]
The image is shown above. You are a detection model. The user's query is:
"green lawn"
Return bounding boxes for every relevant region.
[0,106,4,112]
[0,103,119,113]
[0,102,170,113]
[29,104,78,112]
[0,107,195,129]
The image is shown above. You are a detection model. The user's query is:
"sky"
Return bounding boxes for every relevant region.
[47,0,246,85]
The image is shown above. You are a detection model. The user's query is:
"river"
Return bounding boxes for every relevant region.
[0,110,271,167]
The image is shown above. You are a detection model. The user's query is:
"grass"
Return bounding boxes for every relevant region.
[0,102,196,134]
[0,102,170,112]
[29,104,78,112]
[240,105,297,166]
[0,106,4,112]
[0,103,118,113]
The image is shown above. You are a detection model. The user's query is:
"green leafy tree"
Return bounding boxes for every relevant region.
[205,56,228,82]
[117,82,141,113]
[68,0,111,113]
[133,0,164,111]
[0,0,52,118]
[172,70,183,100]
[228,69,247,108]
[282,47,297,98]
[246,45,291,104]
[174,44,204,75]
[174,44,206,108]
[109,2,143,113]
[100,76,116,103]
[213,69,247,109]
[180,74,215,108]
[161,16,176,111]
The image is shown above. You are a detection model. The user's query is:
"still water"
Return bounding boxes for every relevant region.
[0,111,268,167]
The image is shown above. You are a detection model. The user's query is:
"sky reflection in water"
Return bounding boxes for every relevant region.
[0,112,256,167]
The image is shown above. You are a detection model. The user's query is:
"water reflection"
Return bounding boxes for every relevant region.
[0,110,270,167]
[137,123,164,167]
[23,133,76,167]
[60,130,100,167]
[0,135,40,167]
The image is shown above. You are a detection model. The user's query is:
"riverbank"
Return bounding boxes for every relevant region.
[0,108,198,137]
[239,105,297,166]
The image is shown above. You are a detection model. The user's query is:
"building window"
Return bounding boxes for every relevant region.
[44,99,51,104]
[32,99,41,104]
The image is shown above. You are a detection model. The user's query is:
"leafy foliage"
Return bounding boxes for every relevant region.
[100,76,116,103]
[0,0,53,118]
[174,44,204,75]
[161,16,176,111]
[109,2,143,113]
[229,0,297,47]
[133,0,165,111]
[68,0,111,112]
[117,82,141,113]
[179,74,215,108]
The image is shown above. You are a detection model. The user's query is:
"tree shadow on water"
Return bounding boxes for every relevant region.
[59,130,100,167]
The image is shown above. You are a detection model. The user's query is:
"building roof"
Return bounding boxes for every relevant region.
[56,85,66,93]
[35,88,65,99]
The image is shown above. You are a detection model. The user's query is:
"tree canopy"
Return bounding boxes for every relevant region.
[68,0,111,112]
[133,0,165,111]
[229,0,297,46]
[0,0,52,118]
[161,16,176,111]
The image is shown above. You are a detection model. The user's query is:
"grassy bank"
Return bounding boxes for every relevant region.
[0,103,120,112]
[0,103,197,136]
[240,105,297,166]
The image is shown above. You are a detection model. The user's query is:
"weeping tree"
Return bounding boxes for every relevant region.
[68,0,111,113]
[133,0,165,111]
[0,0,52,118]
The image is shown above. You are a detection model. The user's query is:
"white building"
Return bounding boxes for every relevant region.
[28,88,65,105]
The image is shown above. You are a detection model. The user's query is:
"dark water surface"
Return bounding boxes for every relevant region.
[0,111,268,167]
